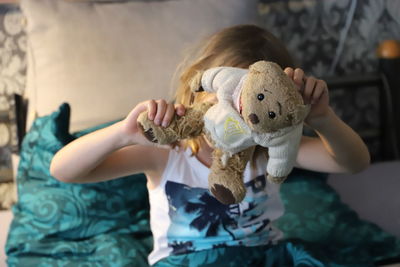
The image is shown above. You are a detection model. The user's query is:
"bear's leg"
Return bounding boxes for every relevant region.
[267,175,287,184]
[209,147,254,205]
[137,102,212,145]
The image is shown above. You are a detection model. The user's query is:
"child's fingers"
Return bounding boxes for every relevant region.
[311,80,327,104]
[125,102,148,132]
[285,67,305,91]
[162,103,175,127]
[284,67,294,79]
[162,103,186,127]
[293,68,305,90]
[153,99,167,126]
[147,100,157,120]
[303,76,317,104]
[175,104,186,116]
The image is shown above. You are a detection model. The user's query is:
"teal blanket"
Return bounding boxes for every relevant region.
[6,104,151,266]
[6,104,400,266]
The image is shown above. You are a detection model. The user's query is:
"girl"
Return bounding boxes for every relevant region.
[50,25,370,266]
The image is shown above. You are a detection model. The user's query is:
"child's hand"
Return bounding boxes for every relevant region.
[284,67,330,124]
[121,99,185,146]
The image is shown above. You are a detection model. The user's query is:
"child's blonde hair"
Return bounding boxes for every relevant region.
[174,24,295,154]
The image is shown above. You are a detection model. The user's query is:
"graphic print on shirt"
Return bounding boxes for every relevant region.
[165,174,274,255]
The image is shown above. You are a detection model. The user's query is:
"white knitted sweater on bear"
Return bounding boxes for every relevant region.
[201,67,303,178]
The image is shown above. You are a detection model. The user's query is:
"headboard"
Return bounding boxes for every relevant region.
[324,40,400,161]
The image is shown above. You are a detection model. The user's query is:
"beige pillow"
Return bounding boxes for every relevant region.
[21,0,258,132]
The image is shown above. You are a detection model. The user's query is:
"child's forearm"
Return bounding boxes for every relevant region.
[50,99,184,183]
[307,107,371,173]
[50,121,132,182]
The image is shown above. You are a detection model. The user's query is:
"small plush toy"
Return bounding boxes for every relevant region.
[138,61,309,205]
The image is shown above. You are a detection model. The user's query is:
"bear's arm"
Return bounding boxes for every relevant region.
[201,67,247,95]
[265,125,303,178]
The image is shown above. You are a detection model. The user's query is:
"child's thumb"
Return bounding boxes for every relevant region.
[125,103,148,132]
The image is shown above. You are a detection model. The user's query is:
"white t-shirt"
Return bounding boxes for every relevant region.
[147,148,285,265]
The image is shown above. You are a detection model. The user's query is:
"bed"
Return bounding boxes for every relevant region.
[1,0,400,266]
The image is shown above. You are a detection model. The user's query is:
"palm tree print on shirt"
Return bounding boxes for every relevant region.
[185,192,237,239]
[165,174,277,255]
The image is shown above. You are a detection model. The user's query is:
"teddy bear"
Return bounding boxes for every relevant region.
[138,61,310,205]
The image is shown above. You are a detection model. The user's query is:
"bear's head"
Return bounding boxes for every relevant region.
[240,61,309,133]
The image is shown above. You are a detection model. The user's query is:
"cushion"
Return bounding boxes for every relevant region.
[277,168,400,265]
[21,0,259,132]
[6,103,152,266]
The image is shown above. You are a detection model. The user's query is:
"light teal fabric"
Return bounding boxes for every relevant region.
[5,103,400,266]
[6,103,152,267]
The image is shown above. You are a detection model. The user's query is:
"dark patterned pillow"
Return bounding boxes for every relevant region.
[0,5,27,181]
[6,103,152,266]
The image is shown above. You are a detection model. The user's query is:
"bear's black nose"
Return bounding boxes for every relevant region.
[248,113,259,124]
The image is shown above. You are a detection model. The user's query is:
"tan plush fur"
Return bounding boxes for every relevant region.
[137,61,308,205]
[241,61,308,133]
[138,102,212,145]
[240,61,309,186]
[209,147,254,204]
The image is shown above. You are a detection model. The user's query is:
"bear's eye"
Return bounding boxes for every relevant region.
[257,93,264,101]
[268,111,276,119]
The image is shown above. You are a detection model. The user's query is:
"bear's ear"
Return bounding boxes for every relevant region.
[249,60,281,74]
[286,104,310,125]
[189,70,204,92]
